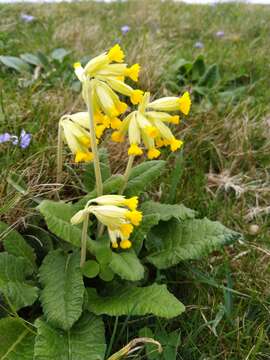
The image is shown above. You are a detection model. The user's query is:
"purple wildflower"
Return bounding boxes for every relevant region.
[0,133,11,143]
[21,13,35,23]
[216,31,225,38]
[194,41,204,49]
[19,129,31,149]
[121,25,130,35]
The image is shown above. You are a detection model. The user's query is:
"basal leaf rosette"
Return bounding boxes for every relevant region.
[111,91,191,159]
[71,195,142,249]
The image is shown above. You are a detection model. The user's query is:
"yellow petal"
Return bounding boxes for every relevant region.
[124,196,138,210]
[170,139,184,152]
[125,63,140,82]
[147,148,161,159]
[128,144,143,156]
[120,239,132,249]
[120,223,133,237]
[111,131,125,143]
[179,91,191,115]
[108,44,125,63]
[130,89,144,105]
[75,151,93,163]
[125,210,143,226]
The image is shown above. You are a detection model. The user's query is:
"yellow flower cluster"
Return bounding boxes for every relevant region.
[60,44,191,163]
[111,91,191,159]
[71,195,142,249]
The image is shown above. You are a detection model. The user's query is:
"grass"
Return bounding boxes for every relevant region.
[1,0,270,358]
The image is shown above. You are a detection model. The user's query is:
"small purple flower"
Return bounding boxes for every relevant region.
[21,13,35,23]
[121,25,130,35]
[216,31,225,38]
[194,41,204,49]
[19,129,31,149]
[0,133,11,143]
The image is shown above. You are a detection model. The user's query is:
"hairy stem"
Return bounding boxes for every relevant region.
[119,155,134,195]
[56,122,63,184]
[80,214,89,268]
[86,84,103,197]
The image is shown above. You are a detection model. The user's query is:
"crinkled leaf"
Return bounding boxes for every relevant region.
[83,148,111,192]
[141,201,195,222]
[124,160,166,196]
[0,317,35,359]
[0,56,30,73]
[132,213,160,254]
[39,250,84,330]
[1,282,39,311]
[86,284,185,318]
[147,218,241,269]
[109,251,144,281]
[0,221,36,269]
[34,312,106,360]
[0,252,31,286]
[38,200,96,253]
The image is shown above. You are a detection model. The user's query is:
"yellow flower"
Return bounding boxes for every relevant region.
[147,91,191,115]
[71,195,143,249]
[60,114,93,163]
[73,45,142,117]
[111,92,186,158]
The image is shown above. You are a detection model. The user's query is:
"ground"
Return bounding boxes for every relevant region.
[0,1,270,358]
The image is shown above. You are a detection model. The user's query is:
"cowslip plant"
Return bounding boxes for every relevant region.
[0,45,241,359]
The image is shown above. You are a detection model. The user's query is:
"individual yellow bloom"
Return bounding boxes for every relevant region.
[124,63,140,82]
[75,150,93,163]
[179,91,191,115]
[123,196,138,210]
[60,115,94,163]
[125,210,143,226]
[95,124,106,139]
[71,195,143,249]
[108,44,125,63]
[120,240,132,249]
[128,144,143,156]
[170,139,184,152]
[147,148,161,159]
[111,131,125,143]
[120,223,133,237]
[110,117,122,129]
[147,91,191,115]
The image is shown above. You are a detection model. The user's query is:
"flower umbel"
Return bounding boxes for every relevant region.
[71,195,142,249]
[111,91,190,158]
[73,44,143,125]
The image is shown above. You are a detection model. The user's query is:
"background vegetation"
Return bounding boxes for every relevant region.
[0,1,270,358]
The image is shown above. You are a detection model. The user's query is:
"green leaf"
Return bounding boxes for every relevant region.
[124,160,166,196]
[38,200,96,253]
[1,282,39,311]
[34,312,106,360]
[132,213,160,254]
[147,218,241,269]
[0,56,31,73]
[198,64,220,87]
[0,221,36,269]
[109,251,144,281]
[99,265,114,282]
[50,48,70,62]
[39,250,84,330]
[0,317,35,359]
[141,201,196,222]
[166,150,184,204]
[76,175,125,209]
[20,53,42,66]
[82,260,100,278]
[86,284,185,318]
[83,148,111,192]
[0,252,31,286]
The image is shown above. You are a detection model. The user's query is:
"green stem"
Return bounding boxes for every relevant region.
[119,155,134,195]
[85,84,103,197]
[56,122,63,185]
[80,214,89,267]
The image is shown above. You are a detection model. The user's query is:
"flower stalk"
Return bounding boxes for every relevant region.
[119,155,134,195]
[85,84,103,197]
[56,122,63,184]
[80,213,89,267]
